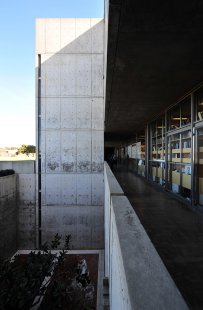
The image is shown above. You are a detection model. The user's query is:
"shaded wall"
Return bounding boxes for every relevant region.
[0,174,17,258]
[0,161,36,250]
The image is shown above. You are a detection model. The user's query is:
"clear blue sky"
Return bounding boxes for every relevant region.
[0,0,104,147]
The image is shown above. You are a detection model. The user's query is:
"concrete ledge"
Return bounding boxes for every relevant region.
[104,162,124,277]
[104,162,123,195]
[0,161,35,174]
[112,195,188,310]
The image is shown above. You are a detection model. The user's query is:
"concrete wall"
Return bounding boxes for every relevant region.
[36,18,104,247]
[104,163,188,310]
[0,174,17,258]
[0,160,35,174]
[0,161,36,250]
[17,172,36,249]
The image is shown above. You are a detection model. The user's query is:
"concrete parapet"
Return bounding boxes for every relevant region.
[104,163,188,309]
[104,162,123,276]
[0,160,35,174]
[104,162,123,195]
[0,174,17,258]
[111,195,188,310]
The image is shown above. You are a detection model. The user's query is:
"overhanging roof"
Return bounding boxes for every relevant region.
[105,0,203,141]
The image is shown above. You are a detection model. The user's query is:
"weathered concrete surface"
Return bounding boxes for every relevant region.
[0,174,17,258]
[17,173,36,249]
[36,18,105,248]
[41,205,104,249]
[0,161,36,249]
[105,0,203,141]
[0,160,35,174]
[111,195,188,310]
[104,165,188,309]
[36,18,104,206]
[104,162,123,195]
[104,162,123,276]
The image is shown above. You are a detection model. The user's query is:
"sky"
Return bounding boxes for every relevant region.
[0,0,104,148]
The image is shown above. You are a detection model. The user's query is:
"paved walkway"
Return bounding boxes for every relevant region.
[114,166,203,310]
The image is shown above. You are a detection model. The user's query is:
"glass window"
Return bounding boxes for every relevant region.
[167,131,191,200]
[196,128,203,206]
[181,97,191,126]
[137,130,145,177]
[149,116,165,185]
[167,105,180,131]
[195,88,203,121]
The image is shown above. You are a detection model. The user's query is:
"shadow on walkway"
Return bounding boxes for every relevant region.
[114,165,203,310]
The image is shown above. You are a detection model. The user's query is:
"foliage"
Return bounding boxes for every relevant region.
[0,169,15,177]
[0,234,71,310]
[18,144,36,155]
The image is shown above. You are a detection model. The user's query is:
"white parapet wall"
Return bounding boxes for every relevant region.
[104,162,189,310]
[36,18,105,248]
[0,174,17,258]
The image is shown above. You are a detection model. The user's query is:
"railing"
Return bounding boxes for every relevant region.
[104,162,188,310]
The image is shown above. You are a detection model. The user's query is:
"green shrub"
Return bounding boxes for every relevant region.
[0,169,15,177]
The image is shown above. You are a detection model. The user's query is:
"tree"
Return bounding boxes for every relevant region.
[18,144,36,156]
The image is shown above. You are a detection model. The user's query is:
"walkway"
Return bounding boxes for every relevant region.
[114,166,203,310]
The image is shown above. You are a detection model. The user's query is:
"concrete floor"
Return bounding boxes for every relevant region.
[114,166,203,310]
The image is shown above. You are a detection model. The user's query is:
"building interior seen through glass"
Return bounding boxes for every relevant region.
[122,85,203,207]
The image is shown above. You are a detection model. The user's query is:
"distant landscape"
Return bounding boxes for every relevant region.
[0,145,36,161]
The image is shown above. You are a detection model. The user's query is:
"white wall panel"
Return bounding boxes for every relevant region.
[40,98,46,130]
[60,18,76,52]
[92,174,104,205]
[61,174,77,205]
[46,98,60,129]
[45,175,61,205]
[45,18,60,53]
[76,55,91,96]
[90,206,104,248]
[40,130,46,173]
[61,131,77,172]
[40,57,46,97]
[91,18,104,53]
[41,205,104,249]
[92,54,104,97]
[41,174,46,206]
[77,174,91,205]
[46,131,60,173]
[75,18,91,53]
[77,131,91,172]
[45,54,61,96]
[61,98,76,129]
[61,55,76,96]
[92,131,104,173]
[37,18,104,209]
[18,174,36,201]
[77,98,91,129]
[92,98,104,130]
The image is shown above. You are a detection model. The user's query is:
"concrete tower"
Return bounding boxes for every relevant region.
[36,18,104,248]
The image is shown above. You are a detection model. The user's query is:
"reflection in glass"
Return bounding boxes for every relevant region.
[181,97,191,126]
[195,89,203,122]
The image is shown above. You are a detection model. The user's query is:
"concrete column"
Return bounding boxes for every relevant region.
[36,18,105,248]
